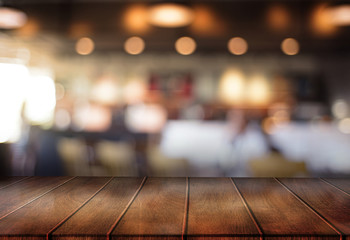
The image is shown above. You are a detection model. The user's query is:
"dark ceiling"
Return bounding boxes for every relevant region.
[2,0,350,55]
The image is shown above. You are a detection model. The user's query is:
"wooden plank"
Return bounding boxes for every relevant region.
[279,178,350,240]
[52,177,145,240]
[0,176,73,219]
[323,178,350,195]
[0,177,29,190]
[111,177,187,240]
[187,178,260,240]
[0,177,111,240]
[234,178,340,240]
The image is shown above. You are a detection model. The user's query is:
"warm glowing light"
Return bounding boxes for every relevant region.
[75,37,94,55]
[190,5,225,36]
[0,63,28,143]
[148,3,194,28]
[175,37,196,55]
[228,37,248,55]
[16,18,39,37]
[281,38,299,55]
[311,4,337,36]
[267,5,290,31]
[55,83,65,100]
[123,4,149,33]
[73,103,112,132]
[327,5,350,26]
[69,22,93,39]
[124,79,147,104]
[124,36,145,55]
[24,75,56,125]
[338,118,350,134]
[55,109,71,130]
[90,77,120,105]
[247,75,270,106]
[332,99,348,119]
[125,104,167,133]
[0,7,27,29]
[218,69,245,105]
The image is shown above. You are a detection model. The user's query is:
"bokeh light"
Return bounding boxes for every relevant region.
[0,7,27,29]
[338,118,350,134]
[228,37,248,55]
[266,4,290,31]
[24,75,56,125]
[123,4,149,33]
[281,38,299,55]
[124,36,145,55]
[75,37,95,55]
[247,75,270,106]
[332,99,348,119]
[147,3,194,28]
[175,37,196,55]
[0,63,28,143]
[218,69,245,105]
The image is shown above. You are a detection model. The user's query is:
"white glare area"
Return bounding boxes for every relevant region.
[24,75,56,125]
[125,104,167,133]
[124,79,147,104]
[332,99,348,119]
[338,118,350,134]
[147,3,194,28]
[0,7,27,29]
[218,69,245,105]
[0,63,28,143]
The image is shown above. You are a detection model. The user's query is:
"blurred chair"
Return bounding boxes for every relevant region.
[147,144,189,177]
[95,140,138,176]
[248,152,308,177]
[57,137,92,176]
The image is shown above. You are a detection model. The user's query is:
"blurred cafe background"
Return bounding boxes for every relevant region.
[1,0,350,177]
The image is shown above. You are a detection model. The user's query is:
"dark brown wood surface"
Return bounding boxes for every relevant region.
[0,177,348,240]
[279,178,350,240]
[0,177,29,190]
[233,178,340,240]
[111,178,187,240]
[323,178,350,194]
[187,178,260,240]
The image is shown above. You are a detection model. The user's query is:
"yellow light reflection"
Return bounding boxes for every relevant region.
[247,75,270,106]
[281,38,299,55]
[0,63,28,143]
[124,36,145,55]
[338,118,350,134]
[311,4,337,36]
[332,99,348,119]
[123,4,149,34]
[25,75,56,125]
[148,3,194,28]
[218,69,245,105]
[267,4,290,31]
[175,37,196,55]
[75,37,95,55]
[227,37,248,55]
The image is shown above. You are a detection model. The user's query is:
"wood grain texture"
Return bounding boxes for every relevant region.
[52,177,144,240]
[279,178,350,239]
[323,178,350,195]
[233,178,340,240]
[0,176,73,219]
[111,178,187,240]
[0,177,29,190]
[0,177,110,240]
[187,178,260,240]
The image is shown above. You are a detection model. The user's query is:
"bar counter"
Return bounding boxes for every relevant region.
[0,177,349,240]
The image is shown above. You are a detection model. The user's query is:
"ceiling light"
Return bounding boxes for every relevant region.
[0,7,27,29]
[281,38,299,55]
[148,3,194,28]
[326,5,350,26]
[124,36,145,55]
[75,37,94,55]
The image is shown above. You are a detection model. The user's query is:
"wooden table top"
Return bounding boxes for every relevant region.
[0,177,349,240]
